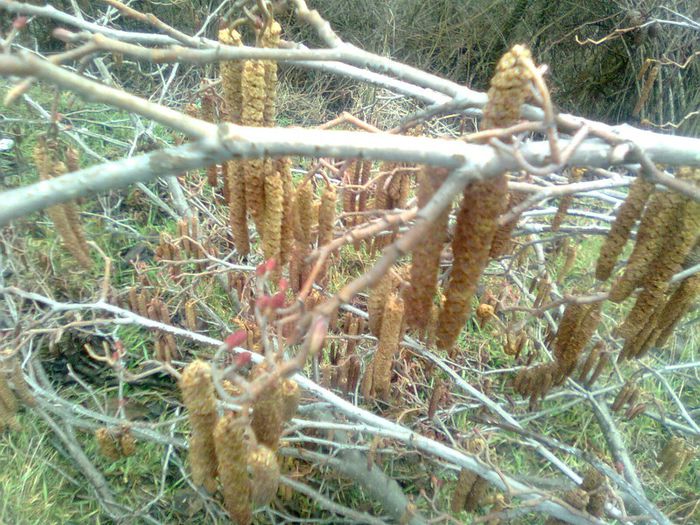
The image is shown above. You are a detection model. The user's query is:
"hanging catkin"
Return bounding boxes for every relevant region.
[250,363,284,450]
[260,21,282,127]
[179,360,218,493]
[403,167,450,332]
[554,302,601,380]
[213,412,252,524]
[218,26,244,123]
[435,174,507,354]
[34,139,92,269]
[617,191,700,355]
[436,45,533,354]
[370,294,405,400]
[489,179,529,258]
[316,184,337,281]
[262,170,284,263]
[608,186,682,303]
[247,444,280,507]
[652,272,700,348]
[551,167,584,232]
[278,158,295,265]
[595,175,655,281]
[368,268,399,336]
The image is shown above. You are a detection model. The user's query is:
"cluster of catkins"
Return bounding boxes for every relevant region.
[33,137,92,270]
[450,439,495,515]
[545,469,608,524]
[594,167,700,359]
[95,426,137,460]
[217,20,299,270]
[657,436,695,479]
[179,359,299,524]
[0,353,36,432]
[514,302,601,408]
[126,284,178,362]
[610,381,646,420]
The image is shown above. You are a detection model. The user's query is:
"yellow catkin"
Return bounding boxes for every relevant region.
[317,184,337,248]
[185,299,198,332]
[218,27,244,123]
[489,185,528,257]
[213,413,252,525]
[436,174,508,354]
[403,167,450,332]
[35,142,92,269]
[551,168,584,232]
[250,364,284,450]
[316,184,337,281]
[262,170,284,264]
[367,268,398,336]
[652,273,700,347]
[179,360,218,493]
[464,477,490,512]
[657,437,694,479]
[0,372,18,416]
[581,469,606,518]
[260,21,282,128]
[120,429,137,457]
[595,176,655,281]
[228,160,250,257]
[370,294,404,401]
[451,468,478,512]
[280,378,300,422]
[294,182,315,249]
[608,188,681,302]
[95,427,120,461]
[7,357,35,407]
[278,158,295,265]
[554,303,601,379]
[436,46,532,354]
[247,444,280,507]
[480,45,534,130]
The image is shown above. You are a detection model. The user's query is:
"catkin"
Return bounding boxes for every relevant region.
[219,27,244,123]
[554,302,601,379]
[652,273,700,347]
[370,294,405,400]
[6,357,35,407]
[436,174,508,354]
[657,436,694,479]
[294,182,315,249]
[436,46,533,354]
[317,184,337,248]
[551,168,584,232]
[35,141,92,269]
[95,427,120,461]
[281,378,300,422]
[595,175,655,281]
[608,188,681,302]
[278,158,295,265]
[618,193,700,343]
[260,21,282,127]
[179,360,218,493]
[451,468,478,512]
[367,268,399,336]
[228,160,250,257]
[214,413,252,524]
[250,363,284,450]
[489,182,528,258]
[404,167,450,332]
[262,170,284,263]
[247,444,280,507]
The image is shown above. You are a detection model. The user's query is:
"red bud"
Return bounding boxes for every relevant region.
[13,16,28,29]
[255,296,270,310]
[269,291,285,309]
[233,351,252,368]
[224,329,247,349]
[278,278,289,292]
